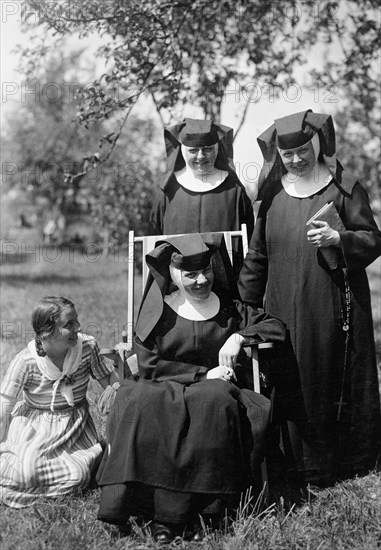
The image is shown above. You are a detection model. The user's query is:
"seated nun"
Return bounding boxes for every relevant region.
[97,234,286,543]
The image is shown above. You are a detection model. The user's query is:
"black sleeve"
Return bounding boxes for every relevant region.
[238,199,269,307]
[234,301,286,344]
[148,190,165,235]
[239,186,255,241]
[339,182,381,269]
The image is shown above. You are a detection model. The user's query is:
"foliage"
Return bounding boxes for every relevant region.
[308,0,380,132]
[306,0,381,207]
[78,117,162,246]
[21,1,380,123]
[4,44,162,247]
[334,110,381,211]
[3,48,100,218]
[16,0,380,204]
[23,0,309,122]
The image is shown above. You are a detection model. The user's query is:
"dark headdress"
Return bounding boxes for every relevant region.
[135,233,237,342]
[162,118,236,188]
[175,118,220,148]
[256,109,356,199]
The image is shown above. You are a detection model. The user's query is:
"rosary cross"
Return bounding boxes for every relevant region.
[335,395,347,422]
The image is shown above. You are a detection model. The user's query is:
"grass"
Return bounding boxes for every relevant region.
[1,227,380,549]
[1,474,380,549]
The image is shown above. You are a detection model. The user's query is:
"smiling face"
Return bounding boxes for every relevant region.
[181,264,214,301]
[181,144,218,175]
[278,141,316,177]
[44,306,81,356]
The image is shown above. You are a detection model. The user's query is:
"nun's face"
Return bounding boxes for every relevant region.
[181,264,214,300]
[182,144,218,175]
[278,142,316,177]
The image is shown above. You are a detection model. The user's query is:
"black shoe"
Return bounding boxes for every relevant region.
[150,521,175,544]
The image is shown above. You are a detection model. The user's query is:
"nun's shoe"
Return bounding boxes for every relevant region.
[150,522,175,544]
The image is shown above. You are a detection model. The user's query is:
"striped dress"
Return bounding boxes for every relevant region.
[0,334,113,508]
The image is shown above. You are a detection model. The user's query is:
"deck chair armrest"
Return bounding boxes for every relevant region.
[244,341,274,502]
[100,344,136,380]
[244,342,274,394]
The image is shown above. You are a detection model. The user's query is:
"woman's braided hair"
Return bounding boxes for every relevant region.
[32,296,75,357]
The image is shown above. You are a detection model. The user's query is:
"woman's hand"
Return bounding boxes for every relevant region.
[218,333,245,369]
[307,220,340,248]
[206,365,236,382]
[98,382,120,415]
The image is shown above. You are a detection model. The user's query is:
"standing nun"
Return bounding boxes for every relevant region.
[238,109,381,486]
[149,118,254,240]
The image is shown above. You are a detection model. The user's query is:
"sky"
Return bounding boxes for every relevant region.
[0,1,343,197]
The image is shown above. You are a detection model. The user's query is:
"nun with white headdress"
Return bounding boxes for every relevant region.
[97,233,286,542]
[238,109,381,487]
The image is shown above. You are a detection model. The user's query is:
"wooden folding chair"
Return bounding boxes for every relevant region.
[101,224,273,497]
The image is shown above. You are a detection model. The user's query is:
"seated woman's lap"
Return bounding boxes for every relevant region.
[101,377,256,495]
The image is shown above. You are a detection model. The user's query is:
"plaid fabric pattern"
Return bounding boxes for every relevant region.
[0,335,112,508]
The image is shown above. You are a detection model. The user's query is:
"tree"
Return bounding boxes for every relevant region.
[19,1,380,191]
[13,0,379,221]
[77,116,162,248]
[333,106,380,212]
[18,1,319,146]
[4,45,162,247]
[4,48,102,234]
[307,2,381,208]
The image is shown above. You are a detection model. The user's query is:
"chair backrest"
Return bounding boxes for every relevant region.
[126,225,248,351]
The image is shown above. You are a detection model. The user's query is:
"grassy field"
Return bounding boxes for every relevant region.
[1,227,380,549]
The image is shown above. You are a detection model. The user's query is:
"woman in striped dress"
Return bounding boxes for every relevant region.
[0,296,116,508]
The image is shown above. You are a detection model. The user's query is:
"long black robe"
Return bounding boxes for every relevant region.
[238,178,381,483]
[97,293,285,524]
[149,173,254,239]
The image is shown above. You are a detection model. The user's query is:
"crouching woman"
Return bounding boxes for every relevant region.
[0,296,114,508]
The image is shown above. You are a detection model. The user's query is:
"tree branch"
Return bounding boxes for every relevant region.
[233,84,260,142]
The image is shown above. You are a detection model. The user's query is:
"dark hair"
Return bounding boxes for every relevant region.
[32,296,75,356]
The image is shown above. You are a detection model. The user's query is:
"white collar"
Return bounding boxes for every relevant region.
[164,290,220,320]
[175,166,228,192]
[281,164,332,198]
[28,334,83,411]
